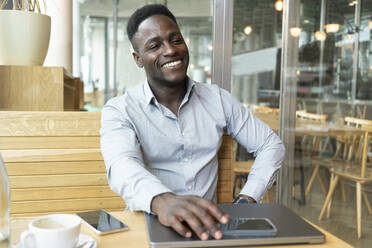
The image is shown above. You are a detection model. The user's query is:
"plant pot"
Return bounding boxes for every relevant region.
[0,10,51,66]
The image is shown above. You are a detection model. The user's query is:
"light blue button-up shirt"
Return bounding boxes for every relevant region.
[100,78,285,213]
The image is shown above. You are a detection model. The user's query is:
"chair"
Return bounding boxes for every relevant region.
[295,111,328,199]
[232,130,273,202]
[319,117,372,238]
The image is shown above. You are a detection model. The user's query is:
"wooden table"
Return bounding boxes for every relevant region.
[10,211,353,248]
[253,112,364,137]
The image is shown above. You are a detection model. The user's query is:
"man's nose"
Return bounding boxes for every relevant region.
[163,42,177,56]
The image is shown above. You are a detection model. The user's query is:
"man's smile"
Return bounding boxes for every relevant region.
[161,59,183,69]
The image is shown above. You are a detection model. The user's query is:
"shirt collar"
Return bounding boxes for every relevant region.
[143,77,196,106]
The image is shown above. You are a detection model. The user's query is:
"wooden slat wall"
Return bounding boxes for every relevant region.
[0,111,124,216]
[217,136,234,203]
[0,111,233,216]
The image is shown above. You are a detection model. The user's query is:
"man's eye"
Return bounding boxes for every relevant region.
[149,44,158,49]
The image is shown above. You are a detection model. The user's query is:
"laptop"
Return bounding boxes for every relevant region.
[145,203,325,248]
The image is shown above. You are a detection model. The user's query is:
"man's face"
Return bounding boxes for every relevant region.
[132,15,189,87]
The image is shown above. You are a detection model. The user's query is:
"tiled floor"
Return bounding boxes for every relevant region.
[292,166,372,248]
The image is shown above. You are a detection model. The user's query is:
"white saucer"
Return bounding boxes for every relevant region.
[14,233,97,248]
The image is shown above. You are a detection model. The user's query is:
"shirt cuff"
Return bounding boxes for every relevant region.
[141,184,173,214]
[239,178,267,202]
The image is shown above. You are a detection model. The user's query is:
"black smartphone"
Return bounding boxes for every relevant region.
[220,217,277,237]
[77,210,129,235]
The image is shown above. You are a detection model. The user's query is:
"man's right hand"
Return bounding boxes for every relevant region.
[151,192,229,240]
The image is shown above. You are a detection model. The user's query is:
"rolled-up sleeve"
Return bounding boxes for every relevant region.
[100,101,172,213]
[220,89,286,201]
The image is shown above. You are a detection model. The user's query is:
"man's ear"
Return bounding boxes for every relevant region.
[132,51,143,68]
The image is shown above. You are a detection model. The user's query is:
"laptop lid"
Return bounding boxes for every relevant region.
[145,203,325,248]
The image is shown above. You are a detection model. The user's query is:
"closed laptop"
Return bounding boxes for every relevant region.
[145,203,325,248]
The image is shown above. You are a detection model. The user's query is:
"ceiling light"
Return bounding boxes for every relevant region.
[207,43,213,51]
[185,37,191,44]
[347,34,352,40]
[315,30,326,41]
[274,0,283,11]
[348,0,357,6]
[204,66,210,72]
[190,64,195,69]
[369,20,372,29]
[325,24,340,33]
[290,27,302,38]
[244,26,252,35]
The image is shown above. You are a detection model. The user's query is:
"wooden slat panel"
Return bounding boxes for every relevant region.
[11,186,118,201]
[0,136,100,150]
[218,159,231,170]
[2,149,102,163]
[11,197,125,214]
[218,136,233,159]
[9,174,108,188]
[217,192,233,204]
[5,161,106,176]
[216,181,232,192]
[0,111,101,136]
[218,168,231,181]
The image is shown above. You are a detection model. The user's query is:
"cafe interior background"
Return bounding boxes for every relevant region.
[1,0,372,247]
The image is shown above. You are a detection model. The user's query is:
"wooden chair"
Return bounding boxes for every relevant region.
[232,137,272,202]
[295,111,328,198]
[311,116,368,207]
[0,111,234,217]
[217,135,235,203]
[318,117,372,238]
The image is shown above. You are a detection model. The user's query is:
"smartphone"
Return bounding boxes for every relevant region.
[220,217,277,237]
[77,210,129,235]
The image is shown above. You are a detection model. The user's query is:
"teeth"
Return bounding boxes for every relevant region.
[163,60,181,68]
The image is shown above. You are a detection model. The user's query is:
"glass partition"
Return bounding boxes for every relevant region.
[280,0,372,247]
[231,0,371,246]
[230,0,283,202]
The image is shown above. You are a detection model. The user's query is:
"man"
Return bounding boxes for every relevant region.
[100,4,285,241]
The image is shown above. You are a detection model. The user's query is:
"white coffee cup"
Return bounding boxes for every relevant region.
[20,214,81,248]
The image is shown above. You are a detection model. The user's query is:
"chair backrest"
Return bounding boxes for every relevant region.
[296,110,327,123]
[295,110,328,154]
[0,111,233,216]
[343,117,372,177]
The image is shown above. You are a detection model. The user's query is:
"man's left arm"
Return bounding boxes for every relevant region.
[220,90,286,202]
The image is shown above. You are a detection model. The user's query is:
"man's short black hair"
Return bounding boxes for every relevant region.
[127,4,178,44]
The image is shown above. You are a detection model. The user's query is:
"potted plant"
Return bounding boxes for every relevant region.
[0,0,51,66]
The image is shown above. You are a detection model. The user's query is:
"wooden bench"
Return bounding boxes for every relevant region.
[0,111,233,217]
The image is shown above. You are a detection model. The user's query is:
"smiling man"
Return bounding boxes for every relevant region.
[100,4,285,241]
